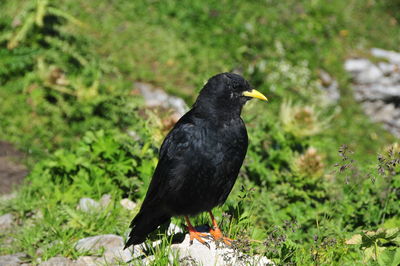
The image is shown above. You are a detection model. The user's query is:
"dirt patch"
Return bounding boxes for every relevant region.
[0,141,28,195]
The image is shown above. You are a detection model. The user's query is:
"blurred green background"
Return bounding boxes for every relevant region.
[1,0,400,264]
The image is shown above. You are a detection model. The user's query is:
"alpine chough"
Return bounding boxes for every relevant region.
[125,73,267,248]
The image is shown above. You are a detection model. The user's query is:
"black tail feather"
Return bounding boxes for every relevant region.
[124,209,170,248]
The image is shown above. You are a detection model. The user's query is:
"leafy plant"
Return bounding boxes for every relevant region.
[280,100,330,139]
[346,228,400,265]
[26,129,157,203]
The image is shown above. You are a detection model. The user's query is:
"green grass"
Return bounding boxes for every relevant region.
[1,0,400,265]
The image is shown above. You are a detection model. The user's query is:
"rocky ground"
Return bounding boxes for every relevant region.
[345,48,400,137]
[0,194,274,265]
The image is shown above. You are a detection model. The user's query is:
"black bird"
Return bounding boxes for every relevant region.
[125,73,267,248]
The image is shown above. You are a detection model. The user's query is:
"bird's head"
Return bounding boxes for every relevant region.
[194,73,267,116]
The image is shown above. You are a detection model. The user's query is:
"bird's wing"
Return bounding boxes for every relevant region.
[140,114,199,209]
[126,116,198,246]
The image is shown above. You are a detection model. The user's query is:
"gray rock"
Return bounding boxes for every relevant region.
[361,101,400,125]
[120,198,136,211]
[88,223,274,265]
[170,234,274,266]
[75,234,134,264]
[99,194,111,207]
[39,257,73,266]
[134,82,189,117]
[77,198,100,212]
[0,213,14,230]
[167,222,183,235]
[127,130,140,141]
[103,247,133,264]
[353,84,400,101]
[0,193,17,202]
[73,256,98,266]
[392,73,400,83]
[75,234,124,252]
[0,253,27,266]
[318,70,340,103]
[354,64,383,84]
[344,58,372,73]
[371,48,400,64]
[35,247,44,257]
[125,223,274,265]
[380,76,396,86]
[345,49,400,138]
[377,62,397,75]
[319,69,334,87]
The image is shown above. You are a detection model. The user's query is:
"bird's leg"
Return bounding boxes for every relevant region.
[208,211,233,246]
[184,216,210,248]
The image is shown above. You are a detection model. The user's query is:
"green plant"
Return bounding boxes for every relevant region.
[346,228,400,265]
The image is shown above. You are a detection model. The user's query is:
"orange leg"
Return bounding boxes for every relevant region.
[185,216,210,248]
[208,211,233,246]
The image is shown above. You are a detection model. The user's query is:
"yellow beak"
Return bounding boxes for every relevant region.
[242,89,268,101]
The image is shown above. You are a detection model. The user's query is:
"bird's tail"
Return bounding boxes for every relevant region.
[124,209,170,248]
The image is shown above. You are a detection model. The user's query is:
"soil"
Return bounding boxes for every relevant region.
[0,141,28,195]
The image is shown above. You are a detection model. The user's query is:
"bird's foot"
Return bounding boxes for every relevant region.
[209,227,234,246]
[188,230,210,248]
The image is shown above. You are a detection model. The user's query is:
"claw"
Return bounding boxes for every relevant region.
[208,211,234,246]
[209,226,234,246]
[185,216,210,248]
[188,230,208,245]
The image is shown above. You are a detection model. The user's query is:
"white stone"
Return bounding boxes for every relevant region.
[370,103,396,123]
[380,76,396,86]
[73,256,98,266]
[392,72,400,83]
[124,224,273,265]
[102,247,133,264]
[353,84,400,101]
[344,58,372,73]
[319,69,333,86]
[354,64,383,84]
[120,198,137,211]
[0,253,26,266]
[39,256,73,266]
[127,130,140,141]
[377,62,397,75]
[75,234,137,264]
[167,222,183,235]
[371,48,400,64]
[0,213,14,230]
[134,82,189,117]
[99,194,111,207]
[170,234,274,266]
[318,70,340,104]
[77,198,100,212]
[345,50,400,138]
[0,193,17,202]
[75,234,124,252]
